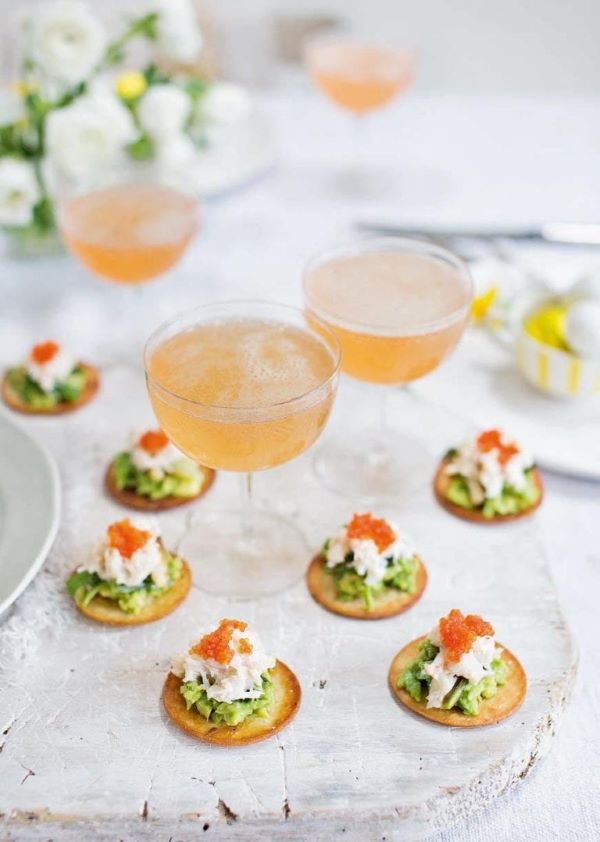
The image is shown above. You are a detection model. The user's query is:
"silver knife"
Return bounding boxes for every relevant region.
[355,221,600,246]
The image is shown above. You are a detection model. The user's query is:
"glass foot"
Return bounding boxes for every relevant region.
[178,509,310,599]
[313,427,430,501]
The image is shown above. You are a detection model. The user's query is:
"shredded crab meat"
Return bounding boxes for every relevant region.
[346,513,396,552]
[190,619,253,664]
[138,429,170,455]
[106,519,151,559]
[439,608,495,665]
[31,340,60,364]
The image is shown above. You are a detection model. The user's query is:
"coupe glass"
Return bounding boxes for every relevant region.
[57,179,198,286]
[144,301,341,598]
[56,172,199,359]
[304,35,414,193]
[303,237,472,499]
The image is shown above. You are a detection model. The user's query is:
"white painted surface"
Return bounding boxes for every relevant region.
[1,90,599,840]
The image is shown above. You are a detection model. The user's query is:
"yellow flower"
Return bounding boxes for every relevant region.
[471,285,498,321]
[11,79,39,97]
[115,71,147,101]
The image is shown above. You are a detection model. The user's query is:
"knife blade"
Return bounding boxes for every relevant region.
[355,221,600,246]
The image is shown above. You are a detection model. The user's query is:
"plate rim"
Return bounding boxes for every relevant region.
[0,415,61,617]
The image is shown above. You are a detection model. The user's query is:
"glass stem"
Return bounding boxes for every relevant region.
[351,113,367,183]
[241,472,254,535]
[367,384,389,467]
[378,385,388,438]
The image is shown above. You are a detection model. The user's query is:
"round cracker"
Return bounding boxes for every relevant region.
[72,557,191,626]
[433,458,544,524]
[104,461,215,512]
[306,554,427,620]
[388,635,527,727]
[2,362,100,416]
[163,660,301,746]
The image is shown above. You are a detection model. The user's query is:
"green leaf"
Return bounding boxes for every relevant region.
[31,197,54,233]
[185,78,208,102]
[55,81,87,109]
[142,63,171,87]
[130,12,159,40]
[105,44,125,67]
[127,135,154,161]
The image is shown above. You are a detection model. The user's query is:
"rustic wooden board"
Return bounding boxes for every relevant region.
[0,365,576,841]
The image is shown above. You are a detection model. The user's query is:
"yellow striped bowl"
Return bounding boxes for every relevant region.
[516,325,600,399]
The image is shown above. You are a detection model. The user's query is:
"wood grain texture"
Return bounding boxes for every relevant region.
[0,373,576,841]
[306,554,427,619]
[388,635,527,727]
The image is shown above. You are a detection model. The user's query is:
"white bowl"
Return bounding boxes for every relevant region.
[515,319,600,399]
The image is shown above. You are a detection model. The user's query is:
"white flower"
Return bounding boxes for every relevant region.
[0,159,40,226]
[138,85,191,140]
[201,82,252,126]
[153,134,199,187]
[44,91,137,194]
[30,0,108,85]
[147,0,202,64]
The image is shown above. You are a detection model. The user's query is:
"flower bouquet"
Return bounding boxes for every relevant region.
[0,0,238,256]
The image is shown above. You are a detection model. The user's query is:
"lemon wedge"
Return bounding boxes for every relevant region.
[524,304,569,350]
[471,285,498,321]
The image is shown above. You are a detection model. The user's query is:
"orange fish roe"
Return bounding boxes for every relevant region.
[191,619,248,664]
[476,429,519,466]
[107,518,151,559]
[31,340,59,365]
[439,609,495,665]
[238,637,253,655]
[138,429,170,456]
[346,513,396,552]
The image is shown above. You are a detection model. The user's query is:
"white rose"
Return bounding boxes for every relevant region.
[0,159,40,226]
[138,85,191,140]
[153,134,199,190]
[146,0,202,64]
[201,82,253,126]
[44,91,137,194]
[30,0,108,85]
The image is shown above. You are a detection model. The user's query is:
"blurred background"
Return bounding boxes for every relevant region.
[2,0,600,92]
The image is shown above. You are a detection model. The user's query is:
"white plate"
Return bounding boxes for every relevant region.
[195,110,276,198]
[414,329,600,481]
[0,412,61,616]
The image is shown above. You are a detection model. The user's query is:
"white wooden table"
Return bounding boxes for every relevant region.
[1,90,600,841]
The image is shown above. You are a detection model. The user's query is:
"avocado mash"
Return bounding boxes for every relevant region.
[323,539,418,611]
[112,451,204,500]
[446,467,540,518]
[398,638,508,716]
[7,365,86,409]
[67,552,182,614]
[180,670,273,726]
